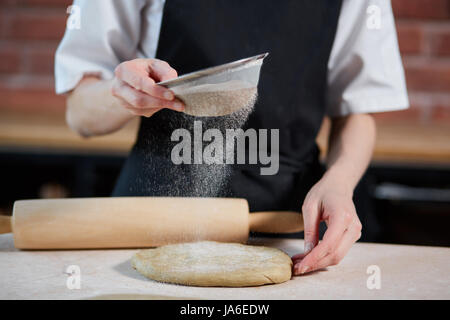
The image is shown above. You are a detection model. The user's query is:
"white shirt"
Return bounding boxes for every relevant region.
[55,0,409,116]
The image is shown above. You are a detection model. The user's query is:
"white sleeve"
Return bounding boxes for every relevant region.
[55,0,146,94]
[326,0,409,117]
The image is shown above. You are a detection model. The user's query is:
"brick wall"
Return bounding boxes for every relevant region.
[0,0,449,123]
[382,0,450,124]
[0,0,70,113]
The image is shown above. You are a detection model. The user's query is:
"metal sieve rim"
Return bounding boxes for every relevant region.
[157,52,269,89]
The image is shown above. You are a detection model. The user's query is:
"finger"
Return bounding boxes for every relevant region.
[117,99,163,117]
[292,252,307,267]
[301,199,320,255]
[148,59,178,82]
[115,62,175,100]
[116,82,184,112]
[294,211,347,275]
[306,221,362,272]
[125,106,163,117]
[292,257,306,270]
[291,252,307,261]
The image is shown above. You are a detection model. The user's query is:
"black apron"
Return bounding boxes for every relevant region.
[113,0,343,213]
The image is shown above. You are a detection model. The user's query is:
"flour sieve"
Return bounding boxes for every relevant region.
[158,53,269,117]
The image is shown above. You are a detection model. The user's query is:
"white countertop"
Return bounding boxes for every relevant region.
[0,234,449,300]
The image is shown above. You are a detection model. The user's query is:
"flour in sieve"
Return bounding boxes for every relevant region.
[171,79,258,117]
[181,87,257,117]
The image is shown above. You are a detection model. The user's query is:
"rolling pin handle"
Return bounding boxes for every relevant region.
[249,211,304,234]
[0,216,12,234]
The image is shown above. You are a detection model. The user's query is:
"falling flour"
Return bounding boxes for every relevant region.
[138,81,258,243]
[140,85,257,197]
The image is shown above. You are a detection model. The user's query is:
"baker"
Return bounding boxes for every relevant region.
[55,0,409,276]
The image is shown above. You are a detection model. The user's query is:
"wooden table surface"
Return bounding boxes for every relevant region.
[1,234,449,300]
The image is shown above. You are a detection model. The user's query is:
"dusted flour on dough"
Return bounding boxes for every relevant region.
[131,241,293,287]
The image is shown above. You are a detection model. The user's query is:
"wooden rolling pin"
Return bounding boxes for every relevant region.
[0,197,303,249]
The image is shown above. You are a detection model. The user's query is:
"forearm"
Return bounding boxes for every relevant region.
[323,113,376,194]
[294,114,373,274]
[66,77,134,137]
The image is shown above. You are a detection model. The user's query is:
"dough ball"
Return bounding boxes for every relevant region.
[131,241,292,287]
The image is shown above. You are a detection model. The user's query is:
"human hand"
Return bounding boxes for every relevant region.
[111,58,185,117]
[292,172,362,275]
